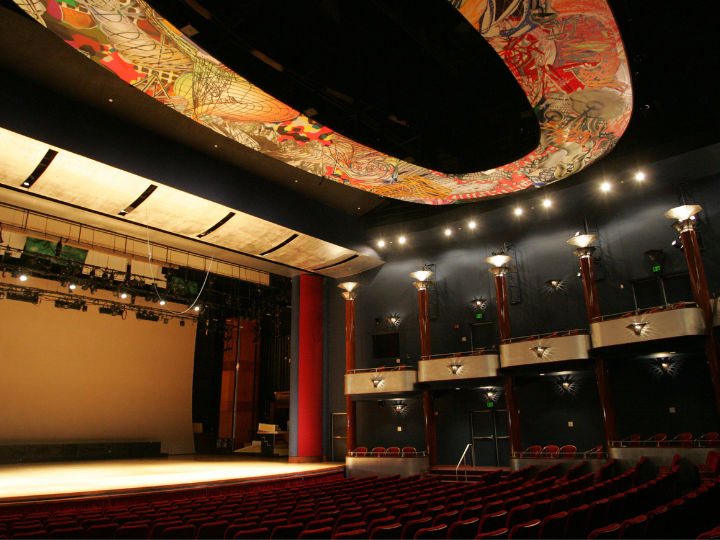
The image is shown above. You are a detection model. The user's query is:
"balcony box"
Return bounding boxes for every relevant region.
[418,351,499,382]
[500,330,591,368]
[345,367,417,396]
[590,303,706,349]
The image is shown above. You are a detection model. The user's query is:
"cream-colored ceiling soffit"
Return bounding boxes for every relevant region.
[0,128,383,278]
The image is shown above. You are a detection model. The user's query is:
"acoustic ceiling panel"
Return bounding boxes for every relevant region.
[0,130,49,187]
[321,256,384,279]
[263,234,353,271]
[201,213,297,256]
[29,152,152,215]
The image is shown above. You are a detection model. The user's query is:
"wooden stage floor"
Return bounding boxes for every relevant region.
[0,455,345,504]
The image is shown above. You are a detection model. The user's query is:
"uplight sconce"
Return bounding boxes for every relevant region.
[554,375,580,397]
[545,279,562,290]
[648,357,682,379]
[482,387,502,402]
[390,400,409,416]
[470,298,488,311]
[530,346,549,358]
[665,204,702,233]
[485,252,513,276]
[371,376,384,389]
[338,281,360,300]
[627,322,648,336]
[410,270,434,290]
[386,315,401,327]
[567,233,598,258]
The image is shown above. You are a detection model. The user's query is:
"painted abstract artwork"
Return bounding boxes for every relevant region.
[13,0,631,204]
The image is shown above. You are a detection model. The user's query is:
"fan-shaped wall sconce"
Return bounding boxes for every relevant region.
[481,387,502,402]
[470,298,488,311]
[627,322,647,336]
[530,346,549,358]
[647,355,682,379]
[389,400,409,416]
[545,279,562,290]
[554,375,580,397]
[386,315,401,327]
[371,376,384,388]
[449,363,463,375]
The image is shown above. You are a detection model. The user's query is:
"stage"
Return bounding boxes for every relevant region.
[0,455,345,505]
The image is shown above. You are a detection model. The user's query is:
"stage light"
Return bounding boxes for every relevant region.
[469,221,476,229]
[546,279,562,289]
[68,283,77,290]
[19,274,28,281]
[543,199,552,207]
[444,229,452,236]
[601,182,611,192]
[398,236,406,244]
[378,240,385,247]
[514,208,523,216]
[627,322,647,336]
[194,305,201,312]
[159,299,166,306]
[120,291,128,299]
[635,172,645,181]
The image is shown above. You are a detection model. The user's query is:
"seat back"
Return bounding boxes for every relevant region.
[448,518,480,540]
[432,510,459,528]
[564,504,590,540]
[506,504,531,530]
[508,519,541,539]
[370,447,386,457]
[542,445,560,457]
[524,445,542,458]
[385,447,401,457]
[368,523,403,539]
[298,526,332,539]
[354,447,368,457]
[401,447,417,457]
[588,523,621,539]
[619,515,646,539]
[559,445,577,458]
[539,511,567,539]
[401,517,432,540]
[479,511,508,534]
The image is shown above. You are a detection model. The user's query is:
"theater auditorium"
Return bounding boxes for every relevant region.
[1,0,719,538]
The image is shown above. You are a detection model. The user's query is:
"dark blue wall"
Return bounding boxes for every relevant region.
[327,156,720,461]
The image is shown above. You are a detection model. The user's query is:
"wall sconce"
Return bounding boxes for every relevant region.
[647,354,682,379]
[338,281,360,300]
[545,279,562,290]
[449,363,463,375]
[665,204,702,232]
[554,375,580,397]
[627,322,647,336]
[470,298,488,311]
[389,400,409,416]
[410,270,434,290]
[530,346,549,358]
[370,376,384,388]
[386,315,401,327]
[643,249,664,261]
[482,387,502,402]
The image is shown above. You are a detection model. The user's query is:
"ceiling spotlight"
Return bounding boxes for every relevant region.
[69,283,77,290]
[398,236,406,244]
[194,305,201,312]
[19,274,28,282]
[601,182,611,192]
[120,292,128,299]
[514,208,523,216]
[469,221,476,229]
[378,240,386,247]
[542,199,552,207]
[635,172,645,181]
[444,229,452,236]
[159,299,166,306]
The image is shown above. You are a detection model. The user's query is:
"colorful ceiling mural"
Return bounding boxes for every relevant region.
[12,0,631,205]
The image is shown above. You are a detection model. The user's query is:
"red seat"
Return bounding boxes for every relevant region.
[402,517,433,539]
[669,433,694,447]
[432,510,459,528]
[197,521,230,539]
[354,447,368,457]
[160,525,196,539]
[508,519,541,539]
[298,527,332,539]
[697,526,720,539]
[235,528,271,539]
[558,445,577,458]
[371,447,386,457]
[402,447,417,457]
[48,527,85,539]
[646,433,667,447]
[698,433,720,447]
[563,504,590,539]
[541,445,559,458]
[620,435,641,447]
[86,524,120,539]
[583,446,604,458]
[415,524,448,539]
[475,528,509,538]
[448,518,479,539]
[460,505,484,521]
[386,447,401,457]
[115,524,150,539]
[369,523,402,539]
[367,517,394,535]
[333,529,367,539]
[523,446,542,458]
[619,515,646,539]
[588,523,621,539]
[539,512,567,539]
[479,512,508,534]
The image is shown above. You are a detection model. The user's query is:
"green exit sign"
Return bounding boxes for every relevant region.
[486,401,494,408]
[652,265,661,273]
[476,313,483,319]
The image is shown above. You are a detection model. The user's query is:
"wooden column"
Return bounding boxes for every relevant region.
[344,296,357,454]
[490,268,521,455]
[417,286,437,467]
[678,223,720,419]
[575,247,617,447]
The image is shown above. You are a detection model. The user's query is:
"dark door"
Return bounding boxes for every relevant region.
[332,412,347,462]
[470,408,510,467]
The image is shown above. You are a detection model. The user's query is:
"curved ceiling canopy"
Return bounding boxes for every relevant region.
[12,0,631,205]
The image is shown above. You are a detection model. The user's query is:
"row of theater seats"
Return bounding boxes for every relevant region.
[352,447,418,457]
[1,455,717,539]
[618,432,719,447]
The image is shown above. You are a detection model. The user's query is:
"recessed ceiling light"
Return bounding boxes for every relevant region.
[378,240,386,247]
[398,236,406,244]
[469,221,476,229]
[445,229,451,236]
[635,172,645,180]
[514,208,523,216]
[601,182,611,192]
[543,199,552,207]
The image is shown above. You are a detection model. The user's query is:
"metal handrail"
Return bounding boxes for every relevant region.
[500,329,588,345]
[591,302,698,323]
[420,350,498,361]
[346,365,415,374]
[456,443,473,482]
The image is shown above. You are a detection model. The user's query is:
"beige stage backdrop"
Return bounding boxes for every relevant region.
[0,279,196,454]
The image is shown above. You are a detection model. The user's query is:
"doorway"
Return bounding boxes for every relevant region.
[470,408,510,467]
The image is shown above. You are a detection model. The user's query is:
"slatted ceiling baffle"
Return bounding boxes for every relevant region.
[201,214,296,255]
[107,254,128,273]
[263,234,350,269]
[0,206,26,227]
[7,232,27,257]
